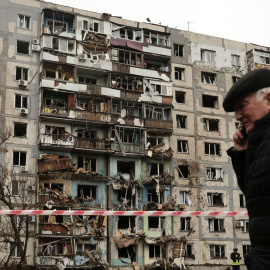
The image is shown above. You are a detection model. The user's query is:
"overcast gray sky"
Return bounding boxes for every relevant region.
[46,0,269,47]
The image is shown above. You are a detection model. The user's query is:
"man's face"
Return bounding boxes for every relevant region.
[234,91,270,134]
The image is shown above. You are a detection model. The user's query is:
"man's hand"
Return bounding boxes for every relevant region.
[233,126,248,151]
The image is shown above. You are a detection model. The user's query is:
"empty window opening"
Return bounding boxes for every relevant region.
[16,67,28,81]
[175,67,185,80]
[14,123,27,137]
[18,15,30,29]
[205,142,221,156]
[17,40,29,54]
[185,244,194,258]
[118,246,136,262]
[175,91,186,104]
[206,167,223,181]
[15,94,28,109]
[178,165,189,179]
[118,187,135,207]
[210,245,225,258]
[174,44,184,57]
[176,115,187,128]
[202,94,218,108]
[148,189,165,204]
[181,217,191,231]
[147,137,163,147]
[179,191,191,205]
[118,216,136,232]
[207,193,224,206]
[203,118,219,132]
[209,218,225,232]
[117,161,135,179]
[13,151,26,166]
[239,194,246,208]
[202,72,216,85]
[147,163,164,176]
[149,245,163,258]
[44,183,64,192]
[77,243,96,253]
[77,185,96,199]
[177,140,188,153]
[148,217,160,229]
[78,157,96,172]
[201,49,215,62]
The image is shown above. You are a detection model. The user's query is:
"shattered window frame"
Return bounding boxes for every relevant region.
[239,194,246,208]
[147,188,165,204]
[201,49,215,62]
[204,142,221,156]
[241,220,249,232]
[178,165,189,179]
[206,167,223,181]
[76,242,96,252]
[174,44,184,57]
[202,72,217,85]
[179,191,191,205]
[209,244,226,258]
[176,115,187,129]
[207,193,224,207]
[175,67,185,80]
[177,140,189,154]
[77,185,97,199]
[146,163,164,176]
[203,118,219,132]
[175,91,186,104]
[208,218,225,232]
[143,30,170,47]
[16,67,28,81]
[113,48,143,67]
[180,217,191,231]
[18,14,31,29]
[149,244,162,259]
[118,216,136,231]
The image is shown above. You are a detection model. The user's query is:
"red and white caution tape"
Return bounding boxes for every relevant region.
[0,210,249,217]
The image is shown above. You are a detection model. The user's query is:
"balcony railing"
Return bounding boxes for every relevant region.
[112,142,144,153]
[38,158,73,173]
[75,138,109,150]
[145,119,173,129]
[40,134,74,147]
[41,105,69,116]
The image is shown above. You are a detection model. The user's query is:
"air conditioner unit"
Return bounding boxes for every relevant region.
[21,166,28,172]
[27,185,35,191]
[78,53,87,61]
[20,108,29,115]
[32,38,40,45]
[179,203,186,209]
[19,80,28,87]
[32,44,41,51]
[235,220,244,227]
[28,216,36,222]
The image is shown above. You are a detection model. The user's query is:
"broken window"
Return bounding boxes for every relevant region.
[255,50,270,64]
[148,217,164,229]
[209,218,225,232]
[15,94,28,109]
[44,183,64,192]
[147,137,163,147]
[148,189,165,204]
[12,181,26,196]
[118,216,136,232]
[207,193,224,206]
[174,44,184,57]
[180,217,191,231]
[203,118,219,132]
[185,244,193,258]
[179,191,191,205]
[113,49,143,66]
[14,123,27,137]
[77,157,96,172]
[147,163,164,176]
[79,76,97,84]
[146,106,171,121]
[176,115,187,128]
[17,40,29,54]
[77,185,96,199]
[177,140,188,153]
[231,54,240,66]
[206,167,223,181]
[47,19,67,34]
[205,142,221,156]
[77,243,96,252]
[241,220,249,232]
[18,15,30,29]
[149,245,163,258]
[16,67,28,81]
[202,94,218,108]
[117,161,135,179]
[13,151,26,166]
[232,76,240,84]
[45,126,67,140]
[202,72,217,85]
[111,74,142,91]
[175,67,185,80]
[210,245,225,258]
[42,242,64,255]
[175,91,186,104]
[178,165,189,179]
[118,186,135,207]
[150,83,167,95]
[118,246,136,262]
[201,49,215,62]
[143,30,169,46]
[239,194,246,208]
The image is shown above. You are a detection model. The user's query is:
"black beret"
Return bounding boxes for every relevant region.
[223,68,270,112]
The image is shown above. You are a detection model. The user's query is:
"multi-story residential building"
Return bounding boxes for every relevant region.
[1,0,270,269]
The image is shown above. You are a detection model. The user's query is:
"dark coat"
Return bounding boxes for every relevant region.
[228,112,270,245]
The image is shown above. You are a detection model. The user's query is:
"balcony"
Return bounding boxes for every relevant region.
[39,223,73,235]
[38,156,73,173]
[75,138,109,150]
[112,142,144,154]
[145,119,173,130]
[40,134,74,148]
[74,111,112,123]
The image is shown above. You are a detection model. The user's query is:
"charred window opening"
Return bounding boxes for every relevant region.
[147,163,164,176]
[77,185,97,199]
[17,40,29,54]
[180,217,191,231]
[147,189,165,204]
[45,98,67,108]
[205,142,221,156]
[202,94,218,108]
[117,161,135,179]
[42,62,74,81]
[118,216,136,231]
[13,151,26,166]
[149,244,164,258]
[111,74,142,91]
[16,67,28,81]
[117,187,135,207]
[174,44,184,57]
[77,157,96,172]
[203,118,219,132]
[209,218,225,232]
[44,183,64,192]
[143,30,169,46]
[14,123,27,137]
[176,115,187,128]
[207,193,224,206]
[175,91,185,104]
[177,140,188,153]
[239,194,246,208]
[175,67,184,80]
[118,246,136,262]
[178,165,189,179]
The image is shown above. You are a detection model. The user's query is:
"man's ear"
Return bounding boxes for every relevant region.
[266,92,270,109]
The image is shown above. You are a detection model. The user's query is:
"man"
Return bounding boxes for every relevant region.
[231,248,241,270]
[223,68,270,269]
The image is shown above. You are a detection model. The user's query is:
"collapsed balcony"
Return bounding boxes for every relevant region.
[38,154,73,173]
[42,62,75,82]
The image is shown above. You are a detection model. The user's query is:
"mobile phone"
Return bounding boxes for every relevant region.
[239,125,248,138]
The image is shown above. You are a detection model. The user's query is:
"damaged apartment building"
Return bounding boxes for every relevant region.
[1,0,270,269]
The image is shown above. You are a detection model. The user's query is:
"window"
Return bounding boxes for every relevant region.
[174,44,184,57]
[175,91,186,103]
[177,140,188,153]
[147,163,164,176]
[178,165,189,179]
[242,220,249,232]
[16,67,28,81]
[148,189,165,204]
[242,245,251,256]
[117,161,135,179]
[148,217,163,229]
[12,180,26,196]
[210,245,225,258]
[239,194,246,208]
[18,15,30,29]
[77,185,96,199]
[77,243,96,252]
[185,244,194,259]
[205,142,221,156]
[44,183,64,192]
[254,50,270,64]
[203,118,219,132]
[181,217,191,231]
[206,167,223,181]
[232,76,240,84]
[10,242,24,257]
[202,72,217,85]
[78,76,97,84]
[207,193,224,206]
[231,55,240,66]
[144,30,169,46]
[179,191,191,205]
[176,115,187,128]
[15,94,28,109]
[149,245,163,258]
[175,67,185,80]
[118,216,136,231]
[13,151,26,166]
[77,157,96,172]
[14,123,27,137]
[201,49,215,62]
[209,218,225,232]
[118,246,136,262]
[17,40,29,54]
[202,94,218,108]
[147,137,163,147]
